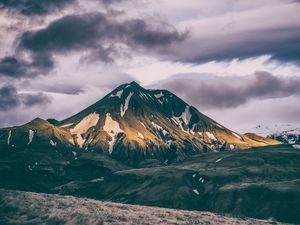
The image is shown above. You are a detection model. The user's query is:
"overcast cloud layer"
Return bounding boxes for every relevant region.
[160,71,300,109]
[0,0,299,132]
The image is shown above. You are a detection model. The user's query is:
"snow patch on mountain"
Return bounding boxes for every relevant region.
[182,106,192,125]
[232,132,242,140]
[103,113,124,154]
[140,122,146,128]
[171,116,189,134]
[50,140,57,146]
[171,106,192,134]
[193,189,200,195]
[165,140,172,148]
[138,132,144,139]
[140,92,149,100]
[28,130,35,145]
[205,132,217,141]
[68,138,75,145]
[70,112,100,147]
[216,158,222,163]
[7,130,11,145]
[151,121,168,136]
[120,92,133,117]
[60,123,74,128]
[154,92,164,98]
[110,90,123,99]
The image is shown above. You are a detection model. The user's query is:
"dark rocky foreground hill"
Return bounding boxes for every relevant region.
[0,144,300,223]
[0,189,286,225]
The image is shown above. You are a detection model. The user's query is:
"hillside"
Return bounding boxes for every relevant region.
[0,189,285,225]
[0,143,299,223]
[0,81,280,165]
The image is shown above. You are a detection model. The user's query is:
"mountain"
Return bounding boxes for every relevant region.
[0,81,280,164]
[250,123,300,137]
[250,124,300,145]
[0,118,75,149]
[269,127,300,144]
[0,82,297,224]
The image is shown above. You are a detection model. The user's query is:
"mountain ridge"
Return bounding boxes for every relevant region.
[0,81,280,164]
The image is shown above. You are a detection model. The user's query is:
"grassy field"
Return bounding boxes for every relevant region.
[0,189,286,225]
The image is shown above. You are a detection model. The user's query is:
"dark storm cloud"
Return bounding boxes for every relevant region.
[0,54,54,78]
[0,85,20,110]
[161,72,300,109]
[124,19,186,48]
[0,0,75,16]
[0,85,51,111]
[19,13,108,53]
[0,12,186,79]
[19,12,185,54]
[0,56,26,78]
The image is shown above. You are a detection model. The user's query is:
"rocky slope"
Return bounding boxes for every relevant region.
[0,81,280,164]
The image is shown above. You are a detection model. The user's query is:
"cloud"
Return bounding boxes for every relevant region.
[19,12,185,53]
[179,28,300,64]
[169,1,300,64]
[121,19,186,48]
[0,85,20,110]
[0,12,186,79]
[0,0,75,16]
[0,84,51,111]
[36,84,85,95]
[0,56,26,78]
[160,71,300,109]
[19,13,108,53]
[0,54,54,78]
[20,92,52,106]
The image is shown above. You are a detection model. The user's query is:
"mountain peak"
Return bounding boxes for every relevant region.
[129,81,140,86]
[25,117,53,128]
[124,81,145,93]
[107,81,144,97]
[27,117,46,124]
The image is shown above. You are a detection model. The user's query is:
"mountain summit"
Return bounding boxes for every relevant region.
[0,82,279,164]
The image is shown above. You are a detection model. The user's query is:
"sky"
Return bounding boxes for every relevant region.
[0,0,300,132]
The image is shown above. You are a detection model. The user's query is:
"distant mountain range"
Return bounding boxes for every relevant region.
[0,81,279,164]
[251,124,300,145]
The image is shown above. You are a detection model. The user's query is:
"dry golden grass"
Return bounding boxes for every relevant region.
[0,189,286,225]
